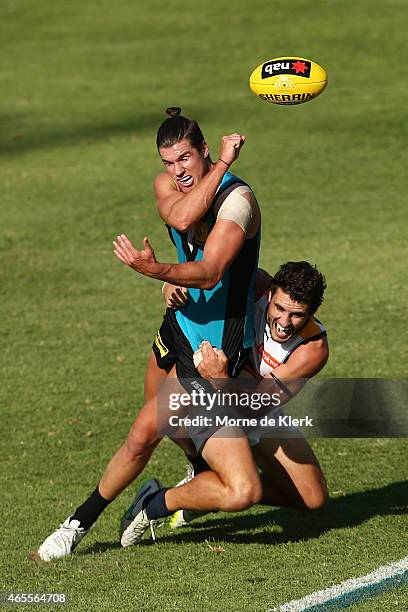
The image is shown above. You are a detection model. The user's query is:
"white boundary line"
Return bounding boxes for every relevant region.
[270,555,408,611]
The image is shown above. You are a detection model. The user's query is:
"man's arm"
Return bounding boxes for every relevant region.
[256,337,329,398]
[155,162,228,232]
[155,134,245,232]
[113,218,245,290]
[196,337,329,404]
[272,338,329,381]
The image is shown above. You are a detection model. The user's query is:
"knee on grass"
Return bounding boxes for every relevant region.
[302,481,329,511]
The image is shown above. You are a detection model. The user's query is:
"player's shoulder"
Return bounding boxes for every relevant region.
[255,268,273,301]
[228,175,257,203]
[292,331,329,368]
[216,183,261,237]
[154,172,178,195]
[301,315,328,347]
[308,333,329,354]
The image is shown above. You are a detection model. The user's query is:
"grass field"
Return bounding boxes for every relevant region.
[1,1,407,610]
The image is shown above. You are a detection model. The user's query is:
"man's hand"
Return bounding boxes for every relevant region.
[219,133,246,166]
[113,234,160,277]
[196,341,229,380]
[163,282,188,309]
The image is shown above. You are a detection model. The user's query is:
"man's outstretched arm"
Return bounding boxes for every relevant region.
[113,218,245,290]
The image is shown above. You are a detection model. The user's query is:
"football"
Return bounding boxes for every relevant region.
[193,348,203,369]
[249,57,327,105]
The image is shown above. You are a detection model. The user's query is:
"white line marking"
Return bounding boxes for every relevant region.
[270,555,408,611]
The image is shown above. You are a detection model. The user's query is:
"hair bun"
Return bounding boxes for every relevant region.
[166,106,182,118]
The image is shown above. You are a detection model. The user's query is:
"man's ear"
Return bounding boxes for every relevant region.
[202,142,209,158]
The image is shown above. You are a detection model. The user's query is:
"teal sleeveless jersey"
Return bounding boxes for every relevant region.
[166,172,261,356]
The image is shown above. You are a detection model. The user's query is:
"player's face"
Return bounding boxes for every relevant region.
[159,139,210,192]
[267,287,312,343]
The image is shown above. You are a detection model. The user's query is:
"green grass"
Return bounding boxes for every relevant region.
[1,1,407,610]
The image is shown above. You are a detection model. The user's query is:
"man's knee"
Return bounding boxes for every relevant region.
[202,435,262,511]
[222,478,263,512]
[125,422,159,461]
[303,478,329,511]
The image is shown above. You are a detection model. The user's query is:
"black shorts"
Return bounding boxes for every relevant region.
[152,308,249,383]
[152,309,250,451]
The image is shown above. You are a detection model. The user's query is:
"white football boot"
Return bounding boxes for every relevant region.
[119,479,163,547]
[36,517,88,561]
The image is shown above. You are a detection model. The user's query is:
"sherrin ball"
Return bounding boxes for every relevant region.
[249,57,327,105]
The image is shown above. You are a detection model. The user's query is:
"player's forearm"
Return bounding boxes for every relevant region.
[139,260,220,290]
[161,160,229,231]
[254,376,299,408]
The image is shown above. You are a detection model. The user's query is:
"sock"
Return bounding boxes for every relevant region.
[143,488,171,520]
[71,485,112,530]
[187,454,210,475]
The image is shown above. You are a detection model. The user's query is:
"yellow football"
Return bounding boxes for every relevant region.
[249,57,327,105]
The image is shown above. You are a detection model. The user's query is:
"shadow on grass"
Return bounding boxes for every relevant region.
[0,111,160,157]
[0,106,218,157]
[82,480,407,553]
